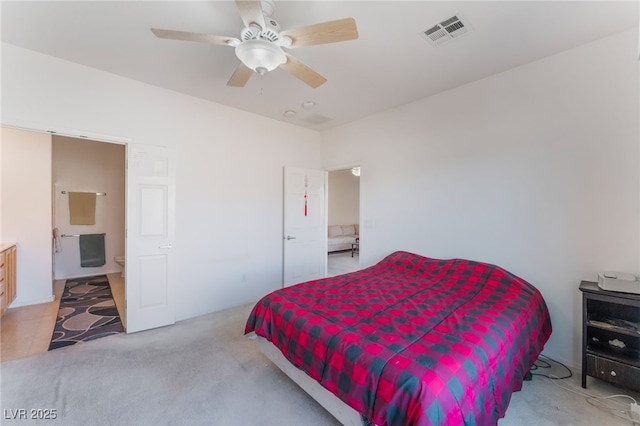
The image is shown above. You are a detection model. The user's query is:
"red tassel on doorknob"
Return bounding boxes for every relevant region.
[304,191,308,216]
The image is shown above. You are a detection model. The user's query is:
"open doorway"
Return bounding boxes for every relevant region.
[51,135,126,326]
[3,123,176,348]
[0,127,128,361]
[327,166,360,276]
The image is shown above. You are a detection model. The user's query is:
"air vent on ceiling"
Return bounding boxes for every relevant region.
[419,13,473,47]
[303,114,332,125]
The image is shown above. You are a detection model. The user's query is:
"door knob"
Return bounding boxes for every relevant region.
[158,243,173,249]
[285,236,296,240]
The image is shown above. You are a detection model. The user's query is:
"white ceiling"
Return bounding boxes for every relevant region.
[2,1,638,130]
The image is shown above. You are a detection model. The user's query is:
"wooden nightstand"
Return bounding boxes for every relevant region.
[579,280,640,392]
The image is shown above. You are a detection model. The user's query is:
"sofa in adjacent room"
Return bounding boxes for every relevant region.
[328,224,359,253]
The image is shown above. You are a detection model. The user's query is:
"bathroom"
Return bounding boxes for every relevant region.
[52,136,125,321]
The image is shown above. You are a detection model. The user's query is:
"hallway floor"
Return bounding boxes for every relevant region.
[0,273,125,362]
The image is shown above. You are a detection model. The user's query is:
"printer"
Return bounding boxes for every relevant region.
[597,271,640,295]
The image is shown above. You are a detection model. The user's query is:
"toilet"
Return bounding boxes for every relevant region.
[114,255,125,278]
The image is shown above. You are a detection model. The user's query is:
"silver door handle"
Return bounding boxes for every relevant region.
[285,236,296,240]
[158,243,173,249]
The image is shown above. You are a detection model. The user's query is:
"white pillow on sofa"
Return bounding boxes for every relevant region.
[328,225,343,237]
[342,225,356,235]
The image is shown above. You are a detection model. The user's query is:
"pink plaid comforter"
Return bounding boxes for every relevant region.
[245,251,552,425]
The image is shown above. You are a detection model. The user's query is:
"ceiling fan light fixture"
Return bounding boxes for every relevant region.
[235,39,286,75]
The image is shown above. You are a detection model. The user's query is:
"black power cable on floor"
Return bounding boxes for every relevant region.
[529,354,573,379]
[528,355,640,425]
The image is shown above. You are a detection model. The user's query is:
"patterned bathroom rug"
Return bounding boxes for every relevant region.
[48,275,124,350]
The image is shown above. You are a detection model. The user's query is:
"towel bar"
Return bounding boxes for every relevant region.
[61,233,106,238]
[61,191,106,196]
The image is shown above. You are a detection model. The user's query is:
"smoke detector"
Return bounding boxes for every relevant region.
[419,13,473,47]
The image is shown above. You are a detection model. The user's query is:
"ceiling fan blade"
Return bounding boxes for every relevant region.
[227,63,254,87]
[281,18,358,48]
[280,53,327,88]
[235,0,266,30]
[151,28,238,46]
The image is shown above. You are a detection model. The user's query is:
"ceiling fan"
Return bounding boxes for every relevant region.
[151,0,359,88]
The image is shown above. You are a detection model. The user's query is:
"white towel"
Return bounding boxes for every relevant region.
[53,228,62,253]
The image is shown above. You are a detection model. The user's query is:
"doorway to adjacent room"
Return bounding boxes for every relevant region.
[327,166,360,276]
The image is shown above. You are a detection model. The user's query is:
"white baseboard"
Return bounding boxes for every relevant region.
[10,294,55,308]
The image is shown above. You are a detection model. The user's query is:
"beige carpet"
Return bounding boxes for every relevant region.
[2,303,639,425]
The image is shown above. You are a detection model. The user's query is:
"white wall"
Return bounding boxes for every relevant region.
[328,169,360,226]
[1,127,53,306]
[321,28,640,367]
[3,27,638,367]
[52,136,125,279]
[1,43,322,320]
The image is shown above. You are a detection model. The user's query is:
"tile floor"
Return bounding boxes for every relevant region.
[327,250,360,276]
[0,273,124,363]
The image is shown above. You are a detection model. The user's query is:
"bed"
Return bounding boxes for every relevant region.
[245,251,552,425]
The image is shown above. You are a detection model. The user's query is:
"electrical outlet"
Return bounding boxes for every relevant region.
[630,402,640,421]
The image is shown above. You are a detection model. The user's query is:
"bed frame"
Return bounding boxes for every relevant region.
[258,336,362,425]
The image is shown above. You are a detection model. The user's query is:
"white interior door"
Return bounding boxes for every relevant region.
[283,167,327,287]
[125,143,176,333]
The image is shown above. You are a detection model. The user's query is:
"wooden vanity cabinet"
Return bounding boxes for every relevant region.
[0,243,17,317]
